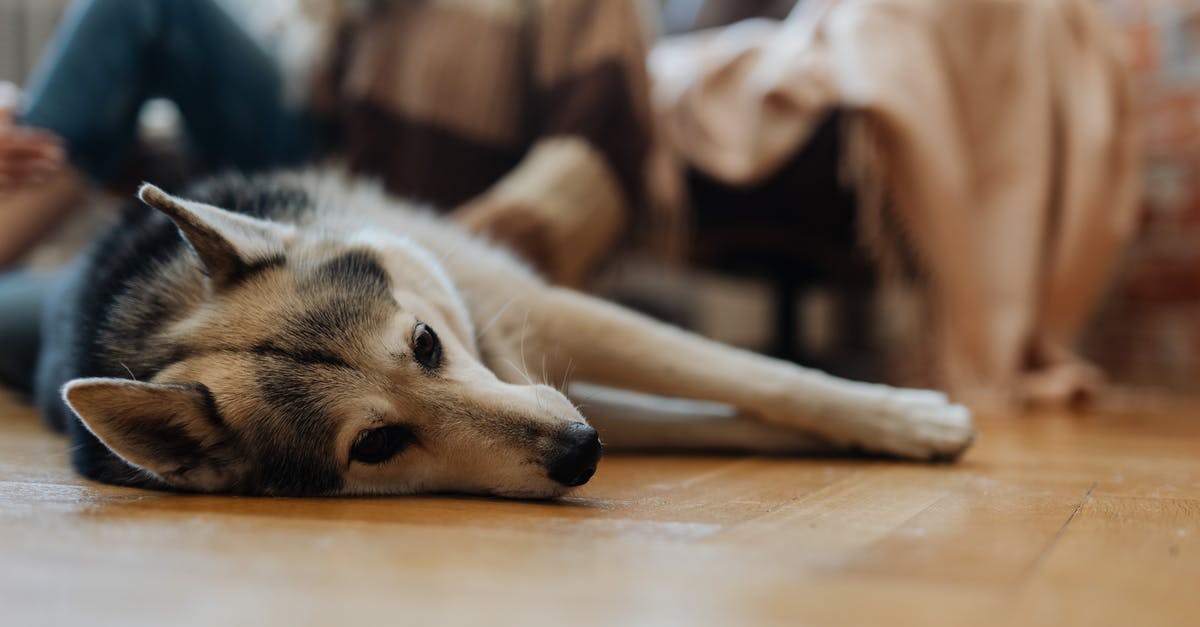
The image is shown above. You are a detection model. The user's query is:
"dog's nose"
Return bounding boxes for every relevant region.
[546,423,601,487]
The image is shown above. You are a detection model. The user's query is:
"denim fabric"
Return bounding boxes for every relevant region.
[18,0,317,180]
[4,0,321,393]
[0,272,54,394]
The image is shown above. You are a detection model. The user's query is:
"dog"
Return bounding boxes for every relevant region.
[34,170,974,498]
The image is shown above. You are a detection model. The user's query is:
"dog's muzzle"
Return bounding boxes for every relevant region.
[546,423,601,487]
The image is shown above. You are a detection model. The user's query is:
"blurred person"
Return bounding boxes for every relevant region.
[310,0,654,285]
[0,0,655,392]
[0,0,653,280]
[0,82,80,270]
[0,0,327,392]
[649,0,1140,406]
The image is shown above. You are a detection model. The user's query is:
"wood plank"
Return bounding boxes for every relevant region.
[1,387,1198,626]
[1008,495,1200,627]
[833,473,1096,588]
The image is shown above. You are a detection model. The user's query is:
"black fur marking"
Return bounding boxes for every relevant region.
[251,343,352,369]
[180,246,284,287]
[251,360,345,495]
[191,382,232,432]
[313,250,392,297]
[284,299,385,355]
[266,249,397,365]
[142,183,287,288]
[229,250,396,495]
[224,253,286,287]
[67,414,168,490]
[167,214,243,284]
[35,172,322,493]
[276,287,397,367]
[113,419,209,470]
[186,174,314,221]
[83,204,198,378]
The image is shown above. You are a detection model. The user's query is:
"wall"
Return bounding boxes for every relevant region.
[1086,1,1200,391]
[0,0,67,84]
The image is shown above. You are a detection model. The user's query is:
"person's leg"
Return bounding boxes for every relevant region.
[19,0,315,180]
[2,0,317,268]
[2,0,319,386]
[141,0,318,172]
[0,271,57,394]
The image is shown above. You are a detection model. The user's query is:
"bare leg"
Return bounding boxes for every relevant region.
[497,287,974,459]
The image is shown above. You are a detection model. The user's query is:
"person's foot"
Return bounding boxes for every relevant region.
[1017,360,1106,409]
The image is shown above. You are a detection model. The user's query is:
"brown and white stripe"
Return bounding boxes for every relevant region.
[316,0,653,244]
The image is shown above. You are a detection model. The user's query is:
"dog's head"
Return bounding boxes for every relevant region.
[62,183,598,498]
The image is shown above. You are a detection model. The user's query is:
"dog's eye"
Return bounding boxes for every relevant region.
[350,425,414,465]
[412,322,442,369]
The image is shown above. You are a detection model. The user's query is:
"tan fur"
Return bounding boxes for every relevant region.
[62,171,974,498]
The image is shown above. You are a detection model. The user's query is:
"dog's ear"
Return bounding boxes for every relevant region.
[137,183,287,286]
[63,378,240,492]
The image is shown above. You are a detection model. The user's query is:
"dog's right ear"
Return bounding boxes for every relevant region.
[138,183,289,286]
[63,377,240,492]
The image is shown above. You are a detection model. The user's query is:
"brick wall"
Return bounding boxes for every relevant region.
[1084,1,1200,392]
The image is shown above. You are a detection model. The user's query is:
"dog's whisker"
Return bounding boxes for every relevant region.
[560,358,576,393]
[517,311,546,406]
[532,384,547,412]
[475,296,519,341]
[437,238,466,263]
[118,362,138,382]
[573,388,605,408]
[519,309,532,380]
[532,355,548,410]
[501,358,535,386]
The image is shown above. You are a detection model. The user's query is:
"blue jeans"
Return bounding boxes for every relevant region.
[0,271,52,393]
[19,0,317,180]
[2,0,318,393]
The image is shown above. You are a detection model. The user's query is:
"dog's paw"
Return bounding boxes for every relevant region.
[766,381,976,460]
[859,389,975,460]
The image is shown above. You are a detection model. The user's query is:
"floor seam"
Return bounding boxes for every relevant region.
[1021,481,1098,581]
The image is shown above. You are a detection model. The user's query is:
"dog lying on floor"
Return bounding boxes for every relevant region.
[34,170,974,498]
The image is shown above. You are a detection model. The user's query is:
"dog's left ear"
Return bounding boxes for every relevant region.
[138,183,288,287]
[63,377,241,492]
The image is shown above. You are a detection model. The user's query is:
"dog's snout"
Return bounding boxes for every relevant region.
[546,423,601,487]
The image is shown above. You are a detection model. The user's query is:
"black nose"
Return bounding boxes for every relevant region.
[546,423,601,487]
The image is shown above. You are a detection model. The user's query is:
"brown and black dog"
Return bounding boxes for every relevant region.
[36,170,974,498]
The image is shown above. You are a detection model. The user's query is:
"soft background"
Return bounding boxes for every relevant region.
[2,0,1197,394]
[1085,0,1200,392]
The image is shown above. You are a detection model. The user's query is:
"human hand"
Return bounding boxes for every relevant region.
[452,196,553,273]
[0,82,65,191]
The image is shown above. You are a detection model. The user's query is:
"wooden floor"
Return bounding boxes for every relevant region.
[1,388,1197,627]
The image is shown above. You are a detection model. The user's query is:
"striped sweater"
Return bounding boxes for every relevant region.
[313,0,655,282]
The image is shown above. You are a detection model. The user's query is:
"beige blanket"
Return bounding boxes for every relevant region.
[650,0,1140,405]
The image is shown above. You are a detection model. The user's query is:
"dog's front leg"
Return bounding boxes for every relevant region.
[520,288,975,460]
